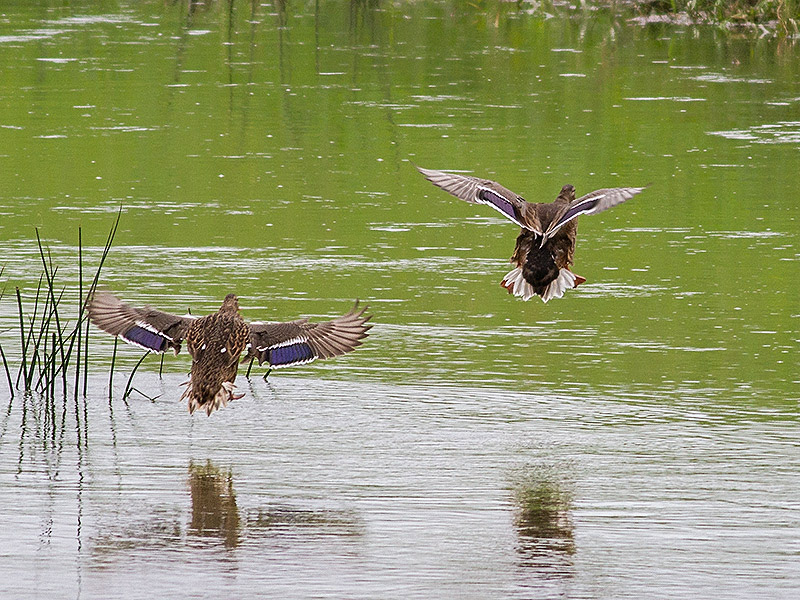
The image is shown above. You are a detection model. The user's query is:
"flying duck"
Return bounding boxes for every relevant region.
[88,292,372,415]
[417,166,645,302]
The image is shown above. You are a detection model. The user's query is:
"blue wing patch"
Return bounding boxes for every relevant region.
[477,188,525,226]
[123,325,169,352]
[554,197,601,230]
[268,342,315,366]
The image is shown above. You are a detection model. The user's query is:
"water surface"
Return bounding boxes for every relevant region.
[0,1,798,598]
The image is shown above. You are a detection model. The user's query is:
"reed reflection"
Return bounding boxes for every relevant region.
[511,466,575,577]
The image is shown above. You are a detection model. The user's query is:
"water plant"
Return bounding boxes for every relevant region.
[0,210,121,403]
[627,0,799,33]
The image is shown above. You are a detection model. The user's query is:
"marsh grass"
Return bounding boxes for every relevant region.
[0,210,121,406]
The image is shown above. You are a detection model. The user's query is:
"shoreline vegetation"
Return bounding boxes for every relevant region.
[626,0,799,35]
[530,0,800,36]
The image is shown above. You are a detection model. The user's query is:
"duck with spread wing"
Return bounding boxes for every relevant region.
[88,292,372,415]
[417,167,646,302]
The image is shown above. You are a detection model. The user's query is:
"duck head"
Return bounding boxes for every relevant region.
[220,294,240,312]
[557,184,576,202]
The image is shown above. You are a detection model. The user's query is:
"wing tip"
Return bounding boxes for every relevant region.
[347,299,373,325]
[414,165,444,181]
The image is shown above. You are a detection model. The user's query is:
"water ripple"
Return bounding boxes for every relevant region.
[708,121,800,145]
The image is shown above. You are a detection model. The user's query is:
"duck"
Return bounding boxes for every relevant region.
[88,292,372,415]
[417,166,646,302]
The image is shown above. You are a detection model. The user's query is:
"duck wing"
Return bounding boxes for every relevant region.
[416,166,537,231]
[542,186,646,242]
[247,302,372,367]
[88,291,195,354]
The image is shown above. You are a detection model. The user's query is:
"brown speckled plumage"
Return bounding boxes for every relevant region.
[417,167,646,302]
[88,292,372,415]
[181,294,250,415]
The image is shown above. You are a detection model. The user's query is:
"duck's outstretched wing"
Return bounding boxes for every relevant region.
[542,186,646,242]
[247,302,372,368]
[416,166,536,231]
[88,291,194,354]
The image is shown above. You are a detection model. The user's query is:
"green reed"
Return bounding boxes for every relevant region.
[0,266,12,397]
[122,351,152,403]
[1,210,121,402]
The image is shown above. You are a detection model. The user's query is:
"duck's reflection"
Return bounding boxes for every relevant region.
[188,461,240,548]
[511,466,575,576]
[89,459,362,563]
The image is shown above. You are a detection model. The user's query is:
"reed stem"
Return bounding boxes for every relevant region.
[109,337,118,403]
[75,226,82,400]
[0,342,13,399]
[15,288,28,390]
[4,209,123,402]
[123,352,151,401]
[35,231,70,397]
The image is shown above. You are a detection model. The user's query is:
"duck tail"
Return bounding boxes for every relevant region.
[540,268,584,303]
[181,379,244,416]
[501,267,536,301]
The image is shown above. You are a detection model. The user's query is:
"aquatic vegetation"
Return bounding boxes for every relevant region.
[0,211,121,403]
[501,0,800,35]
[626,0,800,34]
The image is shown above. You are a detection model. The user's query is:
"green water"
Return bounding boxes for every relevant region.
[0,2,798,598]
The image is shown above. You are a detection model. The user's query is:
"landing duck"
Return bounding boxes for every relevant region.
[417,167,646,302]
[88,292,372,415]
